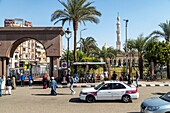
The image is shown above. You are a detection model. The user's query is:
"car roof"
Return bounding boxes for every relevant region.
[103,80,123,84]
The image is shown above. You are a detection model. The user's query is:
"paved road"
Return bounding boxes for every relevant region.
[0,86,169,113]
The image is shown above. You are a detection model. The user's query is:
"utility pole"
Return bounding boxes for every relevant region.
[123,19,129,77]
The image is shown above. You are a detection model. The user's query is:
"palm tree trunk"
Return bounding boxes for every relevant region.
[151,61,154,77]
[73,20,78,62]
[139,56,143,79]
[73,30,77,62]
[108,59,111,80]
[129,53,132,77]
[73,20,78,73]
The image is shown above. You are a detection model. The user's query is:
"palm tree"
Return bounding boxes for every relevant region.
[126,39,135,77]
[95,46,117,79]
[133,34,151,79]
[150,20,170,79]
[51,0,101,63]
[80,37,98,57]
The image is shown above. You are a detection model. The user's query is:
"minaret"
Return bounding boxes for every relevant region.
[116,13,121,50]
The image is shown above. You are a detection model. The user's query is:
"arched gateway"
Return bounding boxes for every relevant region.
[0,27,64,79]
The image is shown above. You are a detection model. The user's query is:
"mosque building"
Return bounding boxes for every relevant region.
[103,14,138,67]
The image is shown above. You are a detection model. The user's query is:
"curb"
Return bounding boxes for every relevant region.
[57,84,170,88]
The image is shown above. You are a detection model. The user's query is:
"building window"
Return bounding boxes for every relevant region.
[15,55,18,60]
[23,48,26,51]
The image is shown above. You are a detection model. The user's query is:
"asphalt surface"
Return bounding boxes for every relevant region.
[0,85,170,113]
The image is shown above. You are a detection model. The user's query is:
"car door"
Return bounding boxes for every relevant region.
[97,83,112,100]
[111,83,126,100]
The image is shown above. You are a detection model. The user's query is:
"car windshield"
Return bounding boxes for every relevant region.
[160,92,170,102]
[94,82,104,90]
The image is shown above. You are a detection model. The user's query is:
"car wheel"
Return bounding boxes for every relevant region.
[122,95,131,103]
[86,95,95,103]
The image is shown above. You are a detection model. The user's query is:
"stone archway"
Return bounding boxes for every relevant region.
[0,27,64,80]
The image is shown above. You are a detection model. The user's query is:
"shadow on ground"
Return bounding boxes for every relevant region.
[69,98,127,103]
[32,94,54,96]
[32,93,71,96]
[69,98,84,103]
[57,93,71,95]
[31,88,45,89]
[152,92,166,95]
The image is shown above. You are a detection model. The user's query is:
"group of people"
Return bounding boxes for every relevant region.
[0,75,17,96]
[0,72,34,97]
[42,73,75,96]
[0,69,140,97]
[20,73,33,87]
[111,70,139,87]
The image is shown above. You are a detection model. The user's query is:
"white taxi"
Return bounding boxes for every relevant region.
[79,80,139,103]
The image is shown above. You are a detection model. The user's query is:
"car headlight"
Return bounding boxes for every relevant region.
[146,106,159,111]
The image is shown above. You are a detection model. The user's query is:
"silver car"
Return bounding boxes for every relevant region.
[141,92,170,113]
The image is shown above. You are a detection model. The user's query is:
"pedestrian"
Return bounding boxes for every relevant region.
[20,73,25,87]
[42,74,48,89]
[111,71,117,80]
[11,74,16,90]
[85,71,90,83]
[104,70,108,81]
[28,74,33,87]
[0,76,2,97]
[69,75,75,95]
[136,71,139,87]
[5,76,12,95]
[127,74,132,85]
[50,77,57,96]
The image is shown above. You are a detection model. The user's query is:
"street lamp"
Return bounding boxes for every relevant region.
[65,28,72,68]
[79,28,87,51]
[123,19,129,77]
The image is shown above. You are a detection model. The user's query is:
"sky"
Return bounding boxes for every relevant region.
[0,0,170,50]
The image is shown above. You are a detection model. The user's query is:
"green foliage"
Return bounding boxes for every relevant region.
[145,41,170,65]
[51,0,101,62]
[80,37,98,57]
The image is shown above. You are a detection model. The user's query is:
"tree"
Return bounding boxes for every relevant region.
[133,34,151,79]
[145,41,170,76]
[126,39,135,77]
[80,37,98,57]
[51,0,101,63]
[150,20,170,78]
[94,46,117,79]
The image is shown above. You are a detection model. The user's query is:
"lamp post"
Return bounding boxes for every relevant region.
[65,28,72,69]
[79,28,87,51]
[123,19,129,77]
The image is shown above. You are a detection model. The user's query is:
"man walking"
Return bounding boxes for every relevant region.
[50,77,57,96]
[135,70,139,87]
[69,75,75,95]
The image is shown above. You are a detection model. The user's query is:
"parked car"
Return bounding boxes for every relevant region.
[79,80,139,103]
[141,92,170,113]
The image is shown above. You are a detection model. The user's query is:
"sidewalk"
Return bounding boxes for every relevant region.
[57,80,170,88]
